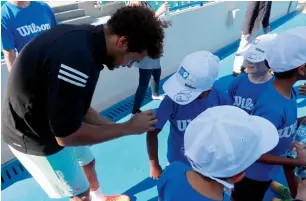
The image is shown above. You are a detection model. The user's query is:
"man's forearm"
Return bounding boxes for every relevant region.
[56,123,131,146]
[84,107,114,125]
[258,153,301,166]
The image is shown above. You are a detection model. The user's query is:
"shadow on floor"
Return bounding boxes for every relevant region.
[123,177,157,201]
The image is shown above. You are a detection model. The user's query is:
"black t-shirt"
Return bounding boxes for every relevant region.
[2,24,107,156]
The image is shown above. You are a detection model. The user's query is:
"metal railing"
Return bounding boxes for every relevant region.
[169,1,206,12]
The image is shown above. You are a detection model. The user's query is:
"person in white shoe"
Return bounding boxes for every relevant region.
[127,1,171,115]
[232,1,272,76]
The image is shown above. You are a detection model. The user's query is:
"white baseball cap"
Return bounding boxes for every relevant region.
[184,105,279,189]
[163,51,220,105]
[266,26,306,73]
[243,34,277,63]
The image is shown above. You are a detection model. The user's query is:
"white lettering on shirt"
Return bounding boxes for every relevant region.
[177,120,192,132]
[233,96,254,111]
[278,121,297,138]
[16,23,51,37]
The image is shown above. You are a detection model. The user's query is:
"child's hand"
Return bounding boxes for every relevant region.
[150,164,163,180]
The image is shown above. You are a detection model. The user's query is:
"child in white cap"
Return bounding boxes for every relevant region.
[157,105,279,201]
[146,51,231,180]
[228,34,276,114]
[231,26,306,201]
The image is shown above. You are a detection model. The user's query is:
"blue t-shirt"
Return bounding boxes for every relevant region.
[155,89,231,165]
[157,162,220,201]
[245,84,298,181]
[228,74,274,114]
[1,1,57,52]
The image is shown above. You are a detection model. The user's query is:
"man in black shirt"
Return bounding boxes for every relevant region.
[2,7,164,201]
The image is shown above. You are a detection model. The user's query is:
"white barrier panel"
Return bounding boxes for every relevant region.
[92,1,295,111]
[0,1,296,164]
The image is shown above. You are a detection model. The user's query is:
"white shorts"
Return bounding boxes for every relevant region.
[9,146,95,198]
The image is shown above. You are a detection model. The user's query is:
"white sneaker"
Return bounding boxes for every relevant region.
[152,94,165,100]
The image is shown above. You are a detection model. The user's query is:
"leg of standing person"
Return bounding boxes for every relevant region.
[75,147,102,200]
[151,68,164,100]
[75,147,130,201]
[132,68,153,114]
[9,146,91,201]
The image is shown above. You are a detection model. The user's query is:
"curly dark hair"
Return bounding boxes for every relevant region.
[107,6,164,59]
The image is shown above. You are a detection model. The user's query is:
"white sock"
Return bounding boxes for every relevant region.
[90,187,105,201]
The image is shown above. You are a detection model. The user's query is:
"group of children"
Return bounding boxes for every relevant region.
[148,26,306,201]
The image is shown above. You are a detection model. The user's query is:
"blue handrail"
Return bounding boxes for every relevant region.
[169,1,205,12]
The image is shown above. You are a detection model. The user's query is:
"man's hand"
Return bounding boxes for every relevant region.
[265,26,270,33]
[299,83,306,95]
[150,164,163,180]
[294,142,306,166]
[127,110,158,134]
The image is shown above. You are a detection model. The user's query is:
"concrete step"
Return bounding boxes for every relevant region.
[55,8,86,22]
[60,15,93,25]
[52,2,79,14]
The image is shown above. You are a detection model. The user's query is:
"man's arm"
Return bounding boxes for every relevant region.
[48,57,157,147]
[3,49,16,72]
[84,107,114,125]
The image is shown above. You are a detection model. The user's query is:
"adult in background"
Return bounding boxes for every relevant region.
[1,1,57,72]
[1,7,164,201]
[127,1,171,115]
[232,1,272,76]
